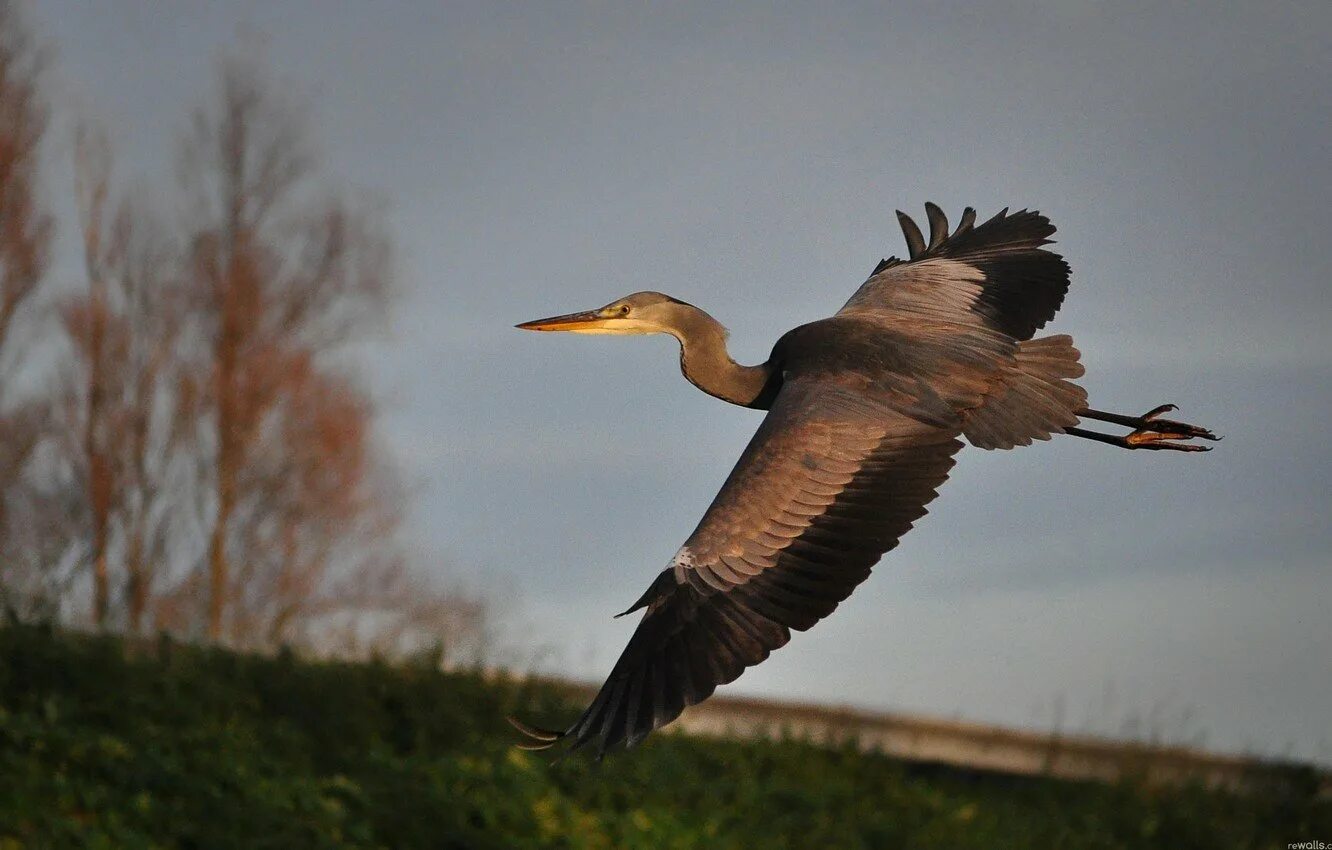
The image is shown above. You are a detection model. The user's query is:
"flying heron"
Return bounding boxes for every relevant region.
[511,203,1216,757]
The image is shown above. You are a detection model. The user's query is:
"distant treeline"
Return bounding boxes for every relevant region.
[2,624,1327,848]
[0,2,480,657]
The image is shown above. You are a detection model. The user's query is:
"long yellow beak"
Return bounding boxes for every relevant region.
[514,309,609,333]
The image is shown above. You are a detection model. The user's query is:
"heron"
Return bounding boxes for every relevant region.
[510,203,1217,757]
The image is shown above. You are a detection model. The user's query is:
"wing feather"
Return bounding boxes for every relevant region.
[523,376,962,756]
[843,205,1070,341]
[896,210,927,259]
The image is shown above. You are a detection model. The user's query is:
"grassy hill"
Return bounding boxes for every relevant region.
[1,624,1326,849]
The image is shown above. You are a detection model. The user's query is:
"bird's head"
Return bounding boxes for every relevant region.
[516,291,691,337]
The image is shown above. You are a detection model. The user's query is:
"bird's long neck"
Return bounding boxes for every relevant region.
[671,307,775,408]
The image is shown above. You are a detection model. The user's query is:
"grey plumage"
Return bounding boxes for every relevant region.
[512,203,1217,758]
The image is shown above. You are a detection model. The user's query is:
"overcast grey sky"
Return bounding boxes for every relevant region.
[36,1,1332,762]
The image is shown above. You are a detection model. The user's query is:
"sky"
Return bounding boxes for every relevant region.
[34,1,1332,762]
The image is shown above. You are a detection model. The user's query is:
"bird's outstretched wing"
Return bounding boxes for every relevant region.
[843,203,1070,341]
[511,203,1072,755]
[513,372,963,757]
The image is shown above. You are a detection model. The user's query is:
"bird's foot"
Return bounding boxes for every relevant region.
[1123,404,1220,445]
[1067,404,1220,452]
[1124,430,1212,452]
[1123,404,1218,451]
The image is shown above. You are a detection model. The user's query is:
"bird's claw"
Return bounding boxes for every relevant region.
[1125,431,1212,452]
[1125,404,1219,451]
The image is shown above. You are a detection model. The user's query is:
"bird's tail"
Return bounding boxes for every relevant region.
[963,334,1087,450]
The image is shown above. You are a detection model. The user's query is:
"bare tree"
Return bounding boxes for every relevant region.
[180,56,389,642]
[61,123,195,633]
[216,357,490,660]
[116,220,197,636]
[69,125,118,626]
[0,0,49,371]
[0,0,52,611]
[1,32,479,657]
[221,357,395,648]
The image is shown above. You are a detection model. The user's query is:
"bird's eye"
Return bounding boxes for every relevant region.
[618,305,631,315]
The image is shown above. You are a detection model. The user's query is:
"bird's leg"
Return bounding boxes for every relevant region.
[1065,404,1219,452]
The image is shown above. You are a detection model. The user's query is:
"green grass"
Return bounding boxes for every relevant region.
[0,624,1325,849]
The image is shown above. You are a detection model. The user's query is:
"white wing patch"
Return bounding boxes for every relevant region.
[670,546,698,583]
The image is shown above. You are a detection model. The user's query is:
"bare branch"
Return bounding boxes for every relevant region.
[0,0,51,378]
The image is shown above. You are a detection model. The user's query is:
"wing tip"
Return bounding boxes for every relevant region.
[923,201,948,250]
[896,210,926,258]
[615,567,677,618]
